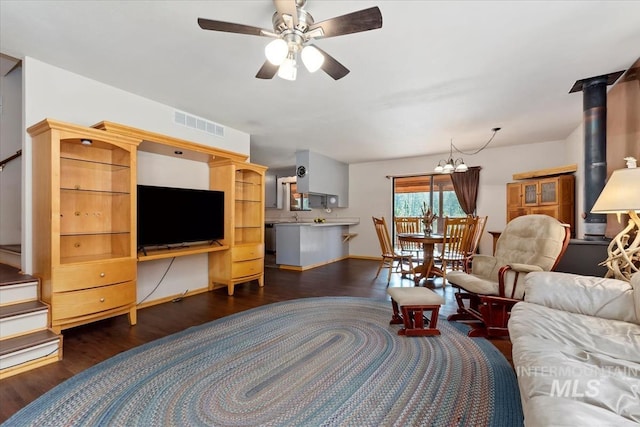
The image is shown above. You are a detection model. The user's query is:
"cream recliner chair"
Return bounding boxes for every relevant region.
[447,214,570,337]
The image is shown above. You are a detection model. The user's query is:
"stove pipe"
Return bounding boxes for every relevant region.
[570,71,624,240]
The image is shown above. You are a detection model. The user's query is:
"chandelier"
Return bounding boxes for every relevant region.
[434,128,501,174]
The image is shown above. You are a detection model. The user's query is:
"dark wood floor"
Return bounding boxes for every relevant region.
[0,258,512,422]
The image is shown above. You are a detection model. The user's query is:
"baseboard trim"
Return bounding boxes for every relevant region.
[137,287,209,310]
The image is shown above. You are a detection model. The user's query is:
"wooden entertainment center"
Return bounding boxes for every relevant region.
[29,119,266,334]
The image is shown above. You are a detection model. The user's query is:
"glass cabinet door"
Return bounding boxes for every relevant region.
[234,168,263,245]
[539,179,558,204]
[523,182,538,206]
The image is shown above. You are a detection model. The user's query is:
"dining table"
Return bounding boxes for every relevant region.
[397,232,445,285]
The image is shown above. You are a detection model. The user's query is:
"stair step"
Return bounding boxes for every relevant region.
[1,329,60,359]
[0,329,60,356]
[0,250,21,270]
[0,301,49,339]
[0,330,62,375]
[0,282,39,306]
[0,329,60,359]
[0,264,39,305]
[0,300,48,319]
[0,244,21,255]
[0,263,35,286]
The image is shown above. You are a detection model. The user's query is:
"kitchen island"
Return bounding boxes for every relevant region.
[275,222,358,270]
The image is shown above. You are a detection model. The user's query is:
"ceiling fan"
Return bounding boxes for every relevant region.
[197,0,382,81]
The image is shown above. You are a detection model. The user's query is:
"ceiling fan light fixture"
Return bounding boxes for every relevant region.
[301,45,324,73]
[277,54,298,81]
[265,38,288,65]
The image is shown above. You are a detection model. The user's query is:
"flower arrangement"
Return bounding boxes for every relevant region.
[421,202,438,235]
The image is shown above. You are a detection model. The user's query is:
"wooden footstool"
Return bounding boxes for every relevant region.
[387,287,445,336]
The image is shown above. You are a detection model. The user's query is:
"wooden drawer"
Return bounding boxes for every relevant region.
[52,281,135,320]
[231,258,263,278]
[53,259,135,292]
[232,244,264,262]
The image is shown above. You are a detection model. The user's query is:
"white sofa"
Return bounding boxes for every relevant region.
[508,271,640,426]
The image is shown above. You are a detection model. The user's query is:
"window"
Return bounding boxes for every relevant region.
[393,174,465,234]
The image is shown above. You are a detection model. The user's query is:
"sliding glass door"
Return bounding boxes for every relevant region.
[393,174,464,235]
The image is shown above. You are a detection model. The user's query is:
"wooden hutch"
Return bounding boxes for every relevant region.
[506,164,576,236]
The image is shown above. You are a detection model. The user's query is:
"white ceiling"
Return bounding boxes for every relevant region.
[1,1,639,168]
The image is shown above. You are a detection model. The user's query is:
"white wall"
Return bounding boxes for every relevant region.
[22,57,250,303]
[0,64,22,245]
[345,139,575,258]
[564,124,585,238]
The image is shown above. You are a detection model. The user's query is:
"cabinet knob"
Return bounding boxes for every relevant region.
[100,298,105,302]
[100,272,105,277]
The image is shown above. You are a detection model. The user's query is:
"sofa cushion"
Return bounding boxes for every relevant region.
[510,302,640,425]
[510,302,640,362]
[446,270,497,295]
[523,397,640,427]
[524,271,639,324]
[632,273,640,322]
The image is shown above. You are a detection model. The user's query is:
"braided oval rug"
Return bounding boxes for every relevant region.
[4,297,522,427]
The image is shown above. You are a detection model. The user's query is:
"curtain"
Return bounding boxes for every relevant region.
[451,166,481,215]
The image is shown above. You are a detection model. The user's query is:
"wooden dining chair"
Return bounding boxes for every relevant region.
[372,216,414,284]
[463,215,487,273]
[394,217,422,260]
[438,216,474,285]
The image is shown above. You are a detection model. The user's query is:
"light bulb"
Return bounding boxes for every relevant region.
[277,57,297,81]
[434,165,444,173]
[443,162,454,173]
[301,45,324,73]
[265,39,288,65]
[455,161,468,172]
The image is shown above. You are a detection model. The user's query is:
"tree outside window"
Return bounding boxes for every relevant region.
[393,175,465,234]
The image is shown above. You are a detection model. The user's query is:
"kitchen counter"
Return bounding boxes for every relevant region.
[274,222,356,270]
[274,222,358,227]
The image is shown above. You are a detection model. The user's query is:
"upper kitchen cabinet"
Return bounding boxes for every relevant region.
[295,150,348,207]
[265,172,277,208]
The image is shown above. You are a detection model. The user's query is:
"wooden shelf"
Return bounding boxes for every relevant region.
[29,118,140,333]
[512,164,577,180]
[138,243,229,262]
[92,120,249,164]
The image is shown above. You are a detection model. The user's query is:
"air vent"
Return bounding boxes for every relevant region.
[174,110,224,137]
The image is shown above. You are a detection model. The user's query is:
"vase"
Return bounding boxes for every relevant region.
[423,223,432,235]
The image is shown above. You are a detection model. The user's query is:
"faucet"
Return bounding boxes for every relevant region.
[293,213,299,222]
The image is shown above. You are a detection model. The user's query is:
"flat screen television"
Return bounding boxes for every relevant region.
[137,185,224,249]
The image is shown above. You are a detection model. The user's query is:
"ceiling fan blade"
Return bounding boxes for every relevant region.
[312,46,350,80]
[307,6,382,39]
[198,18,269,37]
[273,0,298,28]
[256,61,279,79]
